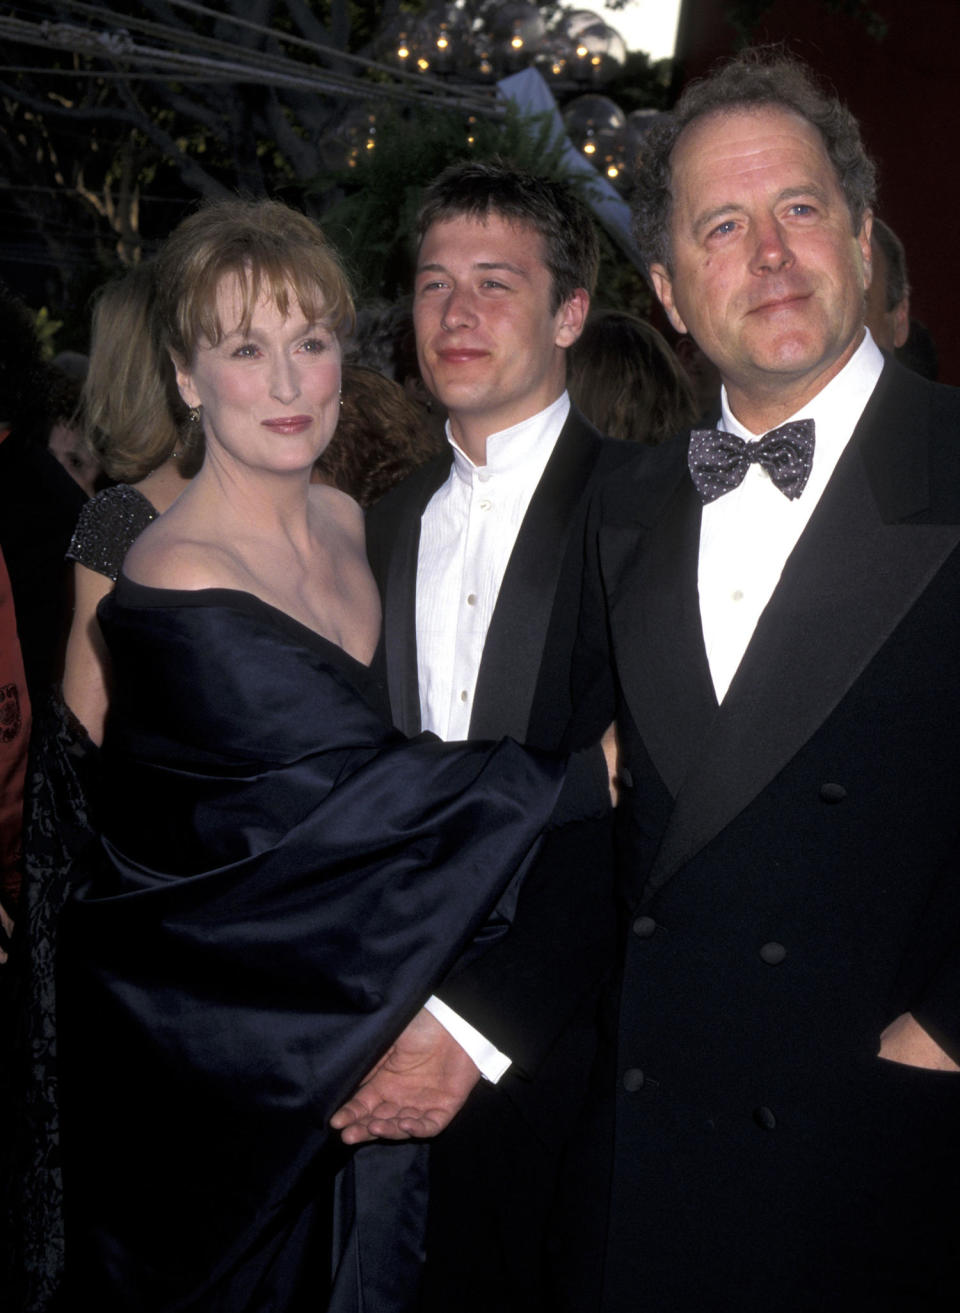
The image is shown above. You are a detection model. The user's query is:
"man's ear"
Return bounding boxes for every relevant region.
[892,296,911,351]
[555,287,590,348]
[172,353,200,410]
[650,264,688,336]
[858,210,874,294]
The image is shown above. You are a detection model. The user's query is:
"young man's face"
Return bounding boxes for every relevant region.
[414,212,586,449]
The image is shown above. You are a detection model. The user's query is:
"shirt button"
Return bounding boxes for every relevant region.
[466,593,477,607]
[477,469,491,483]
[753,1106,777,1131]
[732,589,744,602]
[479,499,492,511]
[459,690,468,703]
[759,941,787,965]
[819,782,847,803]
[623,1068,645,1092]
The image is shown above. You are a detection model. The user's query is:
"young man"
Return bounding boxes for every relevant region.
[336,163,635,1309]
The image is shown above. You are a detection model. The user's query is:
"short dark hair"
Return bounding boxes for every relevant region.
[871,217,909,311]
[633,47,877,277]
[416,161,600,310]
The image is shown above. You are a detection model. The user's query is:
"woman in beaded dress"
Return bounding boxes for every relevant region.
[9,264,202,1313]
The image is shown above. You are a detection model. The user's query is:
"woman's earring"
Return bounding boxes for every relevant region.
[188,405,202,424]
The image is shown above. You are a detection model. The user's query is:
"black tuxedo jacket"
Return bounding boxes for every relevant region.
[565,360,960,1311]
[365,407,636,1312]
[366,407,636,1060]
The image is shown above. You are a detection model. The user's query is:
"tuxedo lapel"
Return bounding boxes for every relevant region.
[381,456,451,737]
[640,366,960,902]
[469,413,602,740]
[601,467,718,799]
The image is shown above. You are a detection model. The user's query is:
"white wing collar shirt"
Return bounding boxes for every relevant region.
[417,392,569,1081]
[698,329,885,703]
[417,392,570,740]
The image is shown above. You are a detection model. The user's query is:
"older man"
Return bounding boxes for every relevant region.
[336,163,634,1309]
[563,48,960,1312]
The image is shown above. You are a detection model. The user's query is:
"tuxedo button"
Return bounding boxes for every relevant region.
[623,1068,645,1092]
[820,782,847,803]
[759,941,787,965]
[618,767,634,789]
[753,1106,777,1131]
[466,593,477,607]
[633,915,657,939]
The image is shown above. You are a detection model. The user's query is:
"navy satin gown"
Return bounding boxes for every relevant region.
[57,578,564,1311]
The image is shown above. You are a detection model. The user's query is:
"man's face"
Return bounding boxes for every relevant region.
[414,213,587,452]
[650,106,872,424]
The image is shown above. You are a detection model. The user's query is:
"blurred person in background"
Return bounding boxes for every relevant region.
[567,309,698,444]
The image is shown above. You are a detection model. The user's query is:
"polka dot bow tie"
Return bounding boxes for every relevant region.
[687,418,816,504]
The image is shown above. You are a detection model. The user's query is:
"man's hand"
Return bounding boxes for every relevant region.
[330,1007,481,1144]
[879,1011,960,1072]
[601,721,620,807]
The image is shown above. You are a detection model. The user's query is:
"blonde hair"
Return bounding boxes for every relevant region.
[83,263,198,483]
[154,198,356,364]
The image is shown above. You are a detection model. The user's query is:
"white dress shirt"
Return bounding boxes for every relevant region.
[699,331,885,701]
[420,393,571,1078]
[416,393,570,739]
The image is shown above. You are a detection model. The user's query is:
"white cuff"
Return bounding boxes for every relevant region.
[424,994,512,1083]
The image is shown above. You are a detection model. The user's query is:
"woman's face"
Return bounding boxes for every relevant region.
[175,274,341,476]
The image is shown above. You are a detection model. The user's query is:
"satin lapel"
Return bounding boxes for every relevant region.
[602,469,718,799]
[382,456,451,737]
[469,414,601,740]
[642,369,960,902]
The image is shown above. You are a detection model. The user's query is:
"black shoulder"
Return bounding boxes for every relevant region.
[67,485,157,580]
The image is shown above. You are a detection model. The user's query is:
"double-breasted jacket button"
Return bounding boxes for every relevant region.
[623,1068,646,1092]
[819,782,847,803]
[632,915,657,939]
[759,941,787,965]
[618,767,634,790]
[753,1106,777,1131]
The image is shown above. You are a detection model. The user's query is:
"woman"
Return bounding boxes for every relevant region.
[11,264,201,1313]
[57,199,612,1312]
[64,261,202,742]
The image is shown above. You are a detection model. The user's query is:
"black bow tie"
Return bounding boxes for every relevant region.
[688,419,816,504]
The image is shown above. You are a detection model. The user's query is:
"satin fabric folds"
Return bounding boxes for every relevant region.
[57,579,564,1312]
